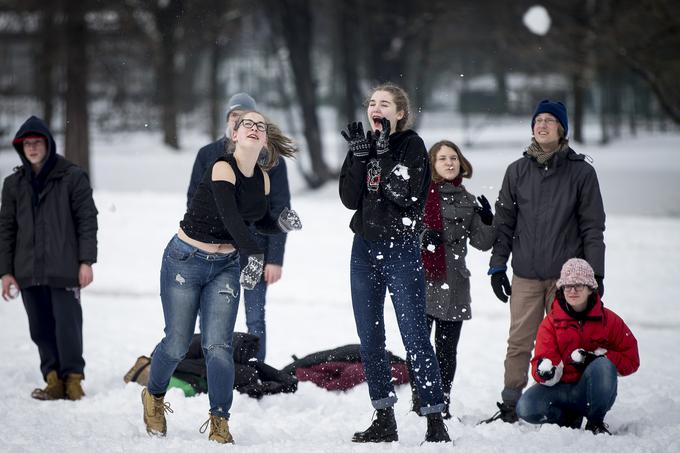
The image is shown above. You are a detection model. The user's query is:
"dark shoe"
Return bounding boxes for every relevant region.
[585,420,612,435]
[65,373,85,400]
[31,370,65,400]
[351,407,398,443]
[425,413,451,443]
[480,401,518,424]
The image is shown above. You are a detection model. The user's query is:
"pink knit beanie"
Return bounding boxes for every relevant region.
[556,258,598,289]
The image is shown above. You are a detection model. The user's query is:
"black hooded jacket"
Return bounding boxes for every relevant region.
[339,129,431,240]
[0,116,98,288]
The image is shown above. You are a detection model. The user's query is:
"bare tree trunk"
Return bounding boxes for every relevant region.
[38,6,56,128]
[571,72,586,144]
[337,0,360,125]
[208,38,222,140]
[154,0,182,149]
[266,0,330,188]
[63,0,90,175]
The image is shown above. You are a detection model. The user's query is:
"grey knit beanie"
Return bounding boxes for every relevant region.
[226,92,256,117]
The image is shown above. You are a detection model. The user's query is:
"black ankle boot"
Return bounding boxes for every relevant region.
[585,420,611,435]
[481,401,518,424]
[425,413,451,443]
[352,407,398,443]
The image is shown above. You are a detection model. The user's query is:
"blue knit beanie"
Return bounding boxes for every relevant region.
[531,99,568,137]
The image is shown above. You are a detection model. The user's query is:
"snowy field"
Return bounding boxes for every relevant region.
[1,120,679,452]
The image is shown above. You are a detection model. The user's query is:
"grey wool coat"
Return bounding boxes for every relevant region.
[424,183,495,321]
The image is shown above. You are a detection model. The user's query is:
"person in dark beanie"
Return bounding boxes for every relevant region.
[0,115,98,401]
[516,258,639,434]
[186,92,291,363]
[482,100,606,423]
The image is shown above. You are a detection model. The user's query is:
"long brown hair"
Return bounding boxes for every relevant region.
[428,140,473,183]
[228,110,297,170]
[365,82,413,132]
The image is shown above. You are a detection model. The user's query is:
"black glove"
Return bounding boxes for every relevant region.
[420,229,443,250]
[474,194,494,226]
[569,348,600,369]
[369,117,391,157]
[341,122,372,162]
[277,207,302,232]
[595,275,604,297]
[536,358,556,381]
[240,254,264,290]
[490,271,512,303]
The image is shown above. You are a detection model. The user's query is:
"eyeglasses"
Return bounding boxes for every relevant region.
[239,119,268,132]
[23,139,45,148]
[562,284,587,293]
[534,118,557,126]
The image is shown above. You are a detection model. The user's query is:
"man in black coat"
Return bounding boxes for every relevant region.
[186,93,291,362]
[0,116,98,401]
[484,100,606,423]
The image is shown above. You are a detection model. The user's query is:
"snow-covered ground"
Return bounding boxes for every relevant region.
[1,122,679,452]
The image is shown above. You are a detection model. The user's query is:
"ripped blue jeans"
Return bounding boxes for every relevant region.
[147,235,240,419]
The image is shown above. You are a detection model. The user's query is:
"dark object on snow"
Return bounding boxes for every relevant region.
[351,407,398,443]
[124,332,297,399]
[480,401,518,424]
[282,344,408,391]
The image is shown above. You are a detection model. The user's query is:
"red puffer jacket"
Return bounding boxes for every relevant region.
[531,297,640,385]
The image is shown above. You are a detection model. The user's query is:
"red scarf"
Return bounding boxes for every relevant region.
[421,179,460,281]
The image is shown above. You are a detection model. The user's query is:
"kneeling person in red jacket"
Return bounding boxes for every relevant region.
[516,258,639,435]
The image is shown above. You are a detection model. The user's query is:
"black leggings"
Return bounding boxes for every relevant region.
[427,316,463,396]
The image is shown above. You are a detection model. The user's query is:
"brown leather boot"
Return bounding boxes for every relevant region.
[200,414,234,444]
[123,356,151,385]
[31,370,65,400]
[142,388,173,436]
[65,373,85,400]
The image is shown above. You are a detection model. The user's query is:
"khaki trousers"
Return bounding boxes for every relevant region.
[501,275,556,404]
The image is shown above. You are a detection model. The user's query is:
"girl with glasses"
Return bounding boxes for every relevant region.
[516,258,639,434]
[141,111,301,444]
[339,83,450,443]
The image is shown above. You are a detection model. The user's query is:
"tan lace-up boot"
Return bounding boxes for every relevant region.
[65,373,85,400]
[200,414,234,444]
[142,388,173,436]
[31,370,65,400]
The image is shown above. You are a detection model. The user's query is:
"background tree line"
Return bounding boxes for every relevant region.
[1,0,678,188]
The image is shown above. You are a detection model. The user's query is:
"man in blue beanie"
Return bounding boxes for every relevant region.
[482,99,606,424]
[185,93,291,363]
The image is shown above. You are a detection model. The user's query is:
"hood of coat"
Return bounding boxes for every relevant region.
[12,115,58,179]
[388,129,418,154]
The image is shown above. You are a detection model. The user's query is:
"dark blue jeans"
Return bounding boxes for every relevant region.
[350,234,444,414]
[147,235,241,419]
[516,357,618,425]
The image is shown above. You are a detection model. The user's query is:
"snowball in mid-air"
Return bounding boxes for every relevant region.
[523,5,551,35]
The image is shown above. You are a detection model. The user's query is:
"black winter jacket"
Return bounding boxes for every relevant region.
[490,147,605,280]
[339,130,431,240]
[0,116,98,288]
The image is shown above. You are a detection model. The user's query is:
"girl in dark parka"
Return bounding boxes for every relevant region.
[339,83,450,443]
